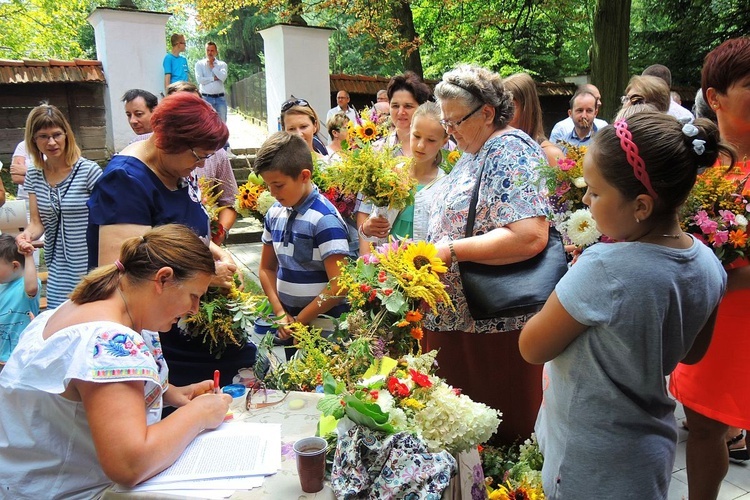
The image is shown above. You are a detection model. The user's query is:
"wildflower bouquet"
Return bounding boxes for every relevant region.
[353,106,389,144]
[198,177,227,244]
[538,143,601,247]
[335,239,452,356]
[480,435,545,499]
[179,276,273,358]
[317,350,502,455]
[234,173,275,223]
[680,166,750,268]
[323,145,415,210]
[311,157,357,218]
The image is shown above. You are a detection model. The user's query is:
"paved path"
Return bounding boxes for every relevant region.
[227,108,268,151]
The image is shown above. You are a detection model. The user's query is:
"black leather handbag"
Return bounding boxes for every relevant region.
[457,135,568,320]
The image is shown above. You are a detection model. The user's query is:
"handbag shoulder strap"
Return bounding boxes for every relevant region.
[464,132,537,238]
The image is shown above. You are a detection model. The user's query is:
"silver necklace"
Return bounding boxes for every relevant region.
[662,233,682,239]
[118,287,136,330]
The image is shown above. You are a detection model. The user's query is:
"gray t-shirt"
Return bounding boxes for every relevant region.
[535,237,726,499]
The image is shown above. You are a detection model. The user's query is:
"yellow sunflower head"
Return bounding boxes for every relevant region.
[402,240,448,274]
[358,121,378,142]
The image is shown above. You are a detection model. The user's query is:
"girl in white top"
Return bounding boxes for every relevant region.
[0,224,231,499]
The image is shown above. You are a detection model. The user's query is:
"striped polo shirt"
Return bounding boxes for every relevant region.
[262,186,353,316]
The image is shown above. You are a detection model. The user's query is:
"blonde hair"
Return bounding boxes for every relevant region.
[24,103,80,169]
[503,73,546,144]
[411,102,447,137]
[70,224,215,304]
[281,105,321,134]
[625,75,671,112]
[326,112,350,140]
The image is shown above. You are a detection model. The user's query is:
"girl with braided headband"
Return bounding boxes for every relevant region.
[520,112,733,499]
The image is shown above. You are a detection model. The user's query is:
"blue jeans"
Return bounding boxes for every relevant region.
[203,94,227,122]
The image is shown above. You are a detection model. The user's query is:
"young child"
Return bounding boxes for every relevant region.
[255,132,353,358]
[519,113,731,499]
[0,234,40,367]
[359,102,450,248]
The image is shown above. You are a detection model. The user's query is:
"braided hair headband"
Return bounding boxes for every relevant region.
[614,119,659,200]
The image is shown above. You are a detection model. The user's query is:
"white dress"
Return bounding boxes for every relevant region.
[0,308,168,499]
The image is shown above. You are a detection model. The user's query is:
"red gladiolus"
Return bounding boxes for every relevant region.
[387,377,410,397]
[409,369,432,388]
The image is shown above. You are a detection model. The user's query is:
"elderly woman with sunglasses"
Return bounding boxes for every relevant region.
[85,92,254,392]
[16,104,103,309]
[423,64,551,445]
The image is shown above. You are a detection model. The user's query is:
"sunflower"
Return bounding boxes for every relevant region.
[357,121,378,142]
[402,240,448,274]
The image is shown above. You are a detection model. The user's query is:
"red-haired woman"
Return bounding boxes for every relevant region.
[669,37,750,498]
[86,92,255,391]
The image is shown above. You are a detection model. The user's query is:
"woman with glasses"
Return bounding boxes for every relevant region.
[422,64,551,445]
[85,92,254,392]
[16,104,103,309]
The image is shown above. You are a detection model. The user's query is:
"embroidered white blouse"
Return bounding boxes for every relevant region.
[0,308,168,499]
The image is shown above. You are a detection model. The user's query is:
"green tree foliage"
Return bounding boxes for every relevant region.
[0,0,95,59]
[415,0,594,80]
[629,0,750,86]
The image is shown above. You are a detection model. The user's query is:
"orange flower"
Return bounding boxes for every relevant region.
[410,327,423,340]
[405,310,423,322]
[729,229,748,248]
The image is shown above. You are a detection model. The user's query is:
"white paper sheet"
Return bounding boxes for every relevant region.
[137,422,281,485]
[126,476,265,492]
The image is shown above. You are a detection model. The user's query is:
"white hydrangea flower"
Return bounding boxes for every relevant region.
[735,214,748,227]
[256,191,276,215]
[573,177,587,188]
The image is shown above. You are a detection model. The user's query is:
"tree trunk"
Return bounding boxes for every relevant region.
[591,0,632,121]
[391,0,423,78]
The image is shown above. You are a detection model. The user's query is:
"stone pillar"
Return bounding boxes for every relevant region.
[88,7,171,153]
[259,24,334,139]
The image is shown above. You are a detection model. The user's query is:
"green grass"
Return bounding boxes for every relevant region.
[1,170,17,197]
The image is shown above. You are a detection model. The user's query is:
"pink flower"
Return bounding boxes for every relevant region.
[693,210,711,226]
[719,210,736,225]
[362,254,380,264]
[700,219,719,235]
[558,158,576,171]
[713,230,729,246]
[555,181,571,196]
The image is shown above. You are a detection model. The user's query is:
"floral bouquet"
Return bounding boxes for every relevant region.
[317,350,502,455]
[354,106,390,143]
[179,276,273,357]
[311,158,357,218]
[254,239,452,391]
[480,435,545,499]
[198,177,228,244]
[680,166,750,268]
[234,173,275,224]
[323,145,415,212]
[335,239,452,356]
[538,143,602,248]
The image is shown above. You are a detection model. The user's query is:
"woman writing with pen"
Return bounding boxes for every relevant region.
[0,225,232,498]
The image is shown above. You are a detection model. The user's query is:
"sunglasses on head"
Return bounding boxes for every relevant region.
[281,98,310,112]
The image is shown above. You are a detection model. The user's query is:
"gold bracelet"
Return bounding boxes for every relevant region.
[448,241,457,264]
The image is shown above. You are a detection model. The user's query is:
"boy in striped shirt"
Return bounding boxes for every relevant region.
[255,132,353,358]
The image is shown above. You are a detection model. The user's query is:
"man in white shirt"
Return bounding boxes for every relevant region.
[195,41,228,122]
[549,89,606,151]
[549,84,608,149]
[326,91,357,123]
[641,64,694,123]
[122,89,158,144]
